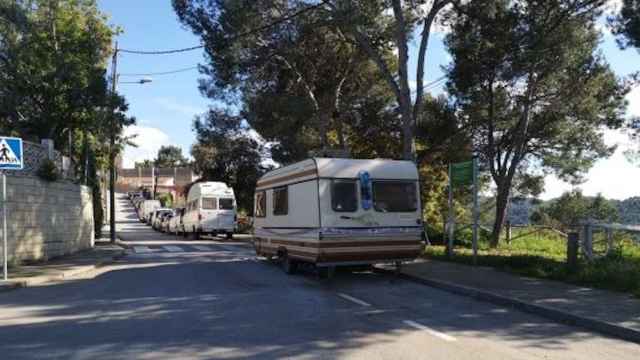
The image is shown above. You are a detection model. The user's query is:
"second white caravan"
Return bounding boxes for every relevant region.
[182,182,237,239]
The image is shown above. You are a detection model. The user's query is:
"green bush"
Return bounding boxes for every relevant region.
[157,192,173,208]
[36,159,59,182]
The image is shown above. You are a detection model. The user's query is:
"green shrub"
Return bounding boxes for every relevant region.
[157,192,173,208]
[424,230,640,298]
[36,159,59,182]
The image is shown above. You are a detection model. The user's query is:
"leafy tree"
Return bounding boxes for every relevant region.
[0,0,118,154]
[609,0,640,49]
[325,0,457,160]
[174,0,370,158]
[135,159,154,168]
[532,191,619,230]
[445,0,628,247]
[155,145,187,168]
[191,109,270,213]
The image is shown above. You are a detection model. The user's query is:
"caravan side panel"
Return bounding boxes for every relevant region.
[254,179,321,261]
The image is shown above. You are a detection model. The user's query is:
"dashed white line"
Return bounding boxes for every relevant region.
[337,293,372,307]
[402,320,457,342]
[163,245,184,253]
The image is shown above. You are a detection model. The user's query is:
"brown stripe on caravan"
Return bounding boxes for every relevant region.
[318,250,421,263]
[270,239,319,248]
[266,238,421,249]
[318,240,421,248]
[256,168,318,188]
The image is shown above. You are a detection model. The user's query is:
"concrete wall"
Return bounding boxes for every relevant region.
[1,175,94,263]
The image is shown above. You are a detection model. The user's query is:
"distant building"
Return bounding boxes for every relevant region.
[116,166,199,206]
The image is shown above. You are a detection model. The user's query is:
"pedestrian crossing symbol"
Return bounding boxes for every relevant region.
[0,137,23,170]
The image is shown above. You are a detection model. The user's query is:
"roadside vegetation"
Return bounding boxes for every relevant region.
[425,227,640,298]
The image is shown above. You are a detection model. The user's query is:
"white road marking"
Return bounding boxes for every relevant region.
[402,320,457,342]
[163,246,184,253]
[337,293,372,307]
[133,246,155,254]
[192,245,212,251]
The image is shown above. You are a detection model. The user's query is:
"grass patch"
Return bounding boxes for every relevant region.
[424,227,640,298]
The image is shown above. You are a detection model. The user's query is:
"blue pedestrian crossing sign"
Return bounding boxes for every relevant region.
[0,137,23,170]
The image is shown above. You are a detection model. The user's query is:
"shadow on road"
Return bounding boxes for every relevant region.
[0,246,630,360]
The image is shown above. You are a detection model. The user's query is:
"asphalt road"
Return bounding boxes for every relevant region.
[1,195,639,359]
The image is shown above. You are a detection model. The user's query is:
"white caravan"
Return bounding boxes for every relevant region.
[253,158,424,275]
[183,182,237,239]
[140,200,161,223]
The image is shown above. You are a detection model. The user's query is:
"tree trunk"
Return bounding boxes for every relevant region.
[491,182,511,248]
[400,100,415,160]
[319,110,330,150]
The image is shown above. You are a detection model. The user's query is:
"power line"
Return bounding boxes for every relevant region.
[117,1,327,56]
[119,66,199,77]
[119,45,203,55]
[411,75,447,94]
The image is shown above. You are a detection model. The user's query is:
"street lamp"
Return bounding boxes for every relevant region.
[119,77,153,85]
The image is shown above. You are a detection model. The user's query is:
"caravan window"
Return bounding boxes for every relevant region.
[373,181,417,212]
[255,191,266,217]
[219,198,234,210]
[273,187,288,216]
[331,180,358,212]
[202,197,217,210]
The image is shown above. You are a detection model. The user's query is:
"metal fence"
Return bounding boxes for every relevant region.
[581,223,640,260]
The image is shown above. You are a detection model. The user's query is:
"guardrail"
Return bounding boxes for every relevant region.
[581,223,640,260]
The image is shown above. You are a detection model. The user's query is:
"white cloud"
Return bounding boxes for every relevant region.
[154,97,205,117]
[628,85,640,118]
[121,125,172,168]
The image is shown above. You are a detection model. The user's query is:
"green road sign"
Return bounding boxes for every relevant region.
[450,160,473,187]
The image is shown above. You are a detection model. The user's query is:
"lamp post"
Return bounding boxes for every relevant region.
[108,42,152,243]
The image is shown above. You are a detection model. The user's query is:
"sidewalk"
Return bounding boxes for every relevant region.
[0,239,125,292]
[385,259,640,344]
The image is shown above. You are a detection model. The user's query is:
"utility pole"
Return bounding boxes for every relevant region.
[447,164,454,258]
[109,41,118,244]
[472,156,479,265]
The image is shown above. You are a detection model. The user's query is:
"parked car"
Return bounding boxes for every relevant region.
[151,209,173,230]
[141,200,161,223]
[182,182,236,240]
[169,208,185,235]
[160,213,174,233]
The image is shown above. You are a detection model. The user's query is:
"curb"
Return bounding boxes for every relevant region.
[0,249,126,293]
[375,267,640,345]
[0,281,27,293]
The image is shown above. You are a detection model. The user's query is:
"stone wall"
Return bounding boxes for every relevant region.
[1,175,94,263]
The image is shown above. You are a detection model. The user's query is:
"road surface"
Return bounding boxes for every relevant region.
[0,194,638,359]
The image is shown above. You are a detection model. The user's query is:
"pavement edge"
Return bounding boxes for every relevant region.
[375,267,640,345]
[0,247,126,293]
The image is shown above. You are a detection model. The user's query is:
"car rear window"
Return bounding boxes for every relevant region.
[372,181,417,212]
[219,198,234,210]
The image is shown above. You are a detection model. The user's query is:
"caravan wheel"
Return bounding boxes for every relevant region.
[280,252,297,275]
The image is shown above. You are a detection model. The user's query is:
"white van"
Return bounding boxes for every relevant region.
[140,200,161,223]
[183,182,237,239]
[253,158,424,275]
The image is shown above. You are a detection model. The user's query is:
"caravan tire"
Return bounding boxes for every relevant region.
[226,232,233,240]
[280,252,297,275]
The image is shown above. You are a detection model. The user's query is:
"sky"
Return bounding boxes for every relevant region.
[98,1,640,200]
